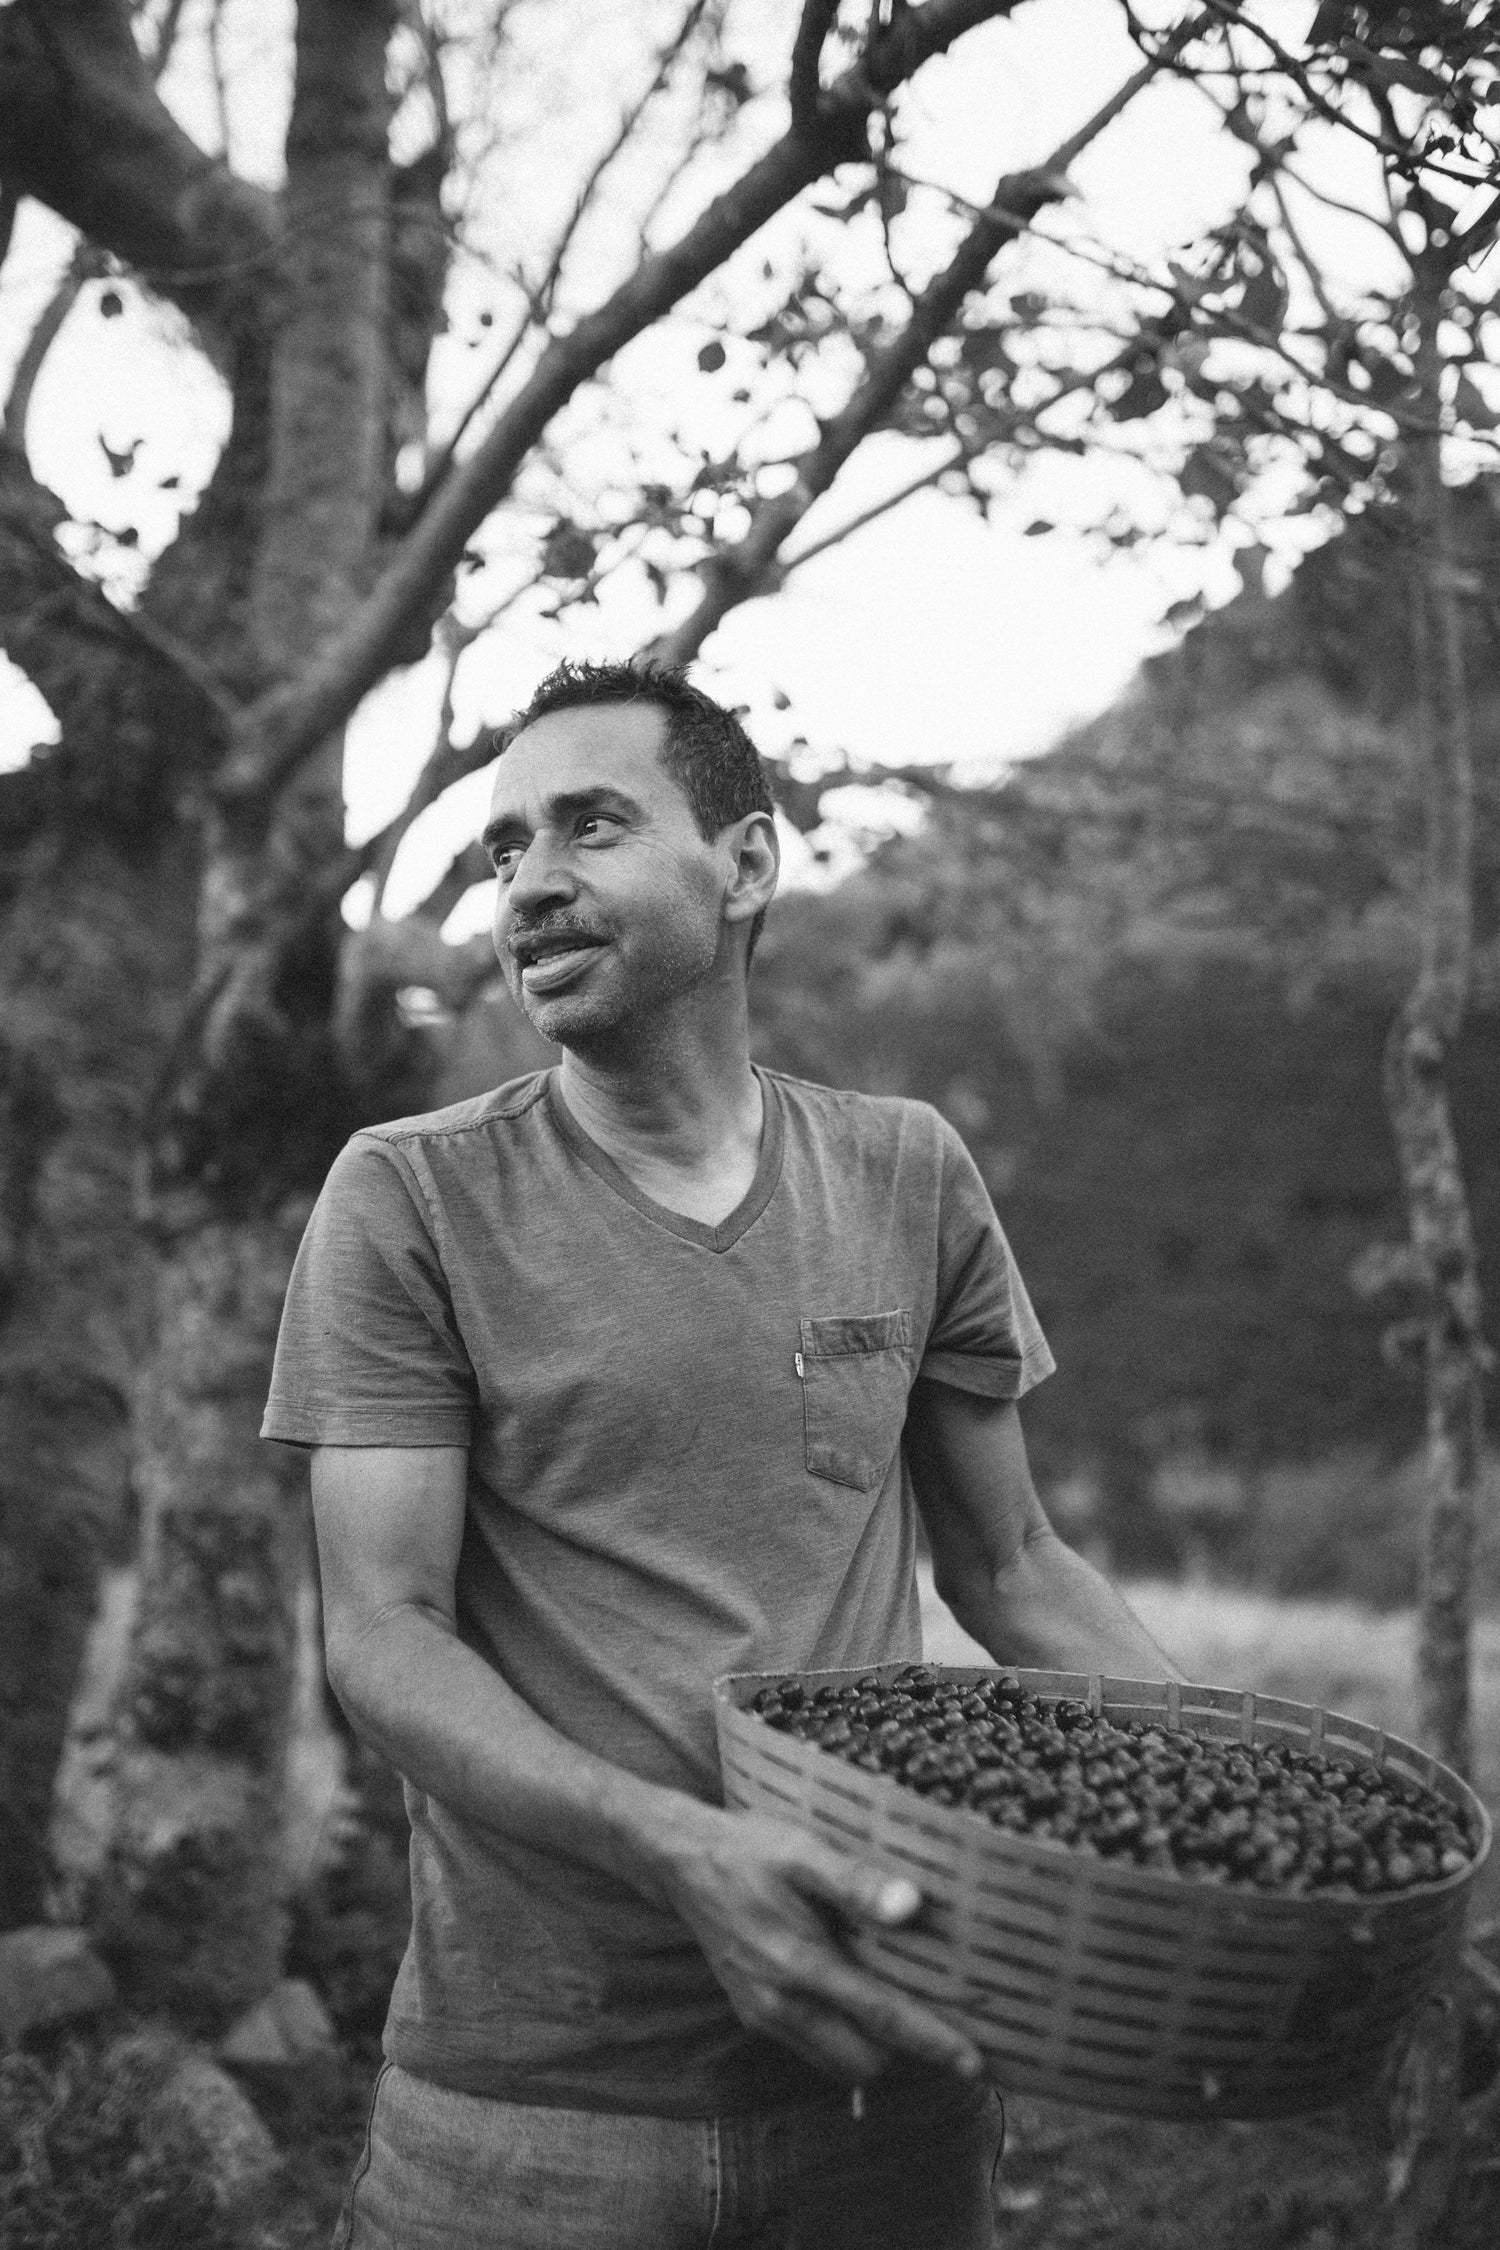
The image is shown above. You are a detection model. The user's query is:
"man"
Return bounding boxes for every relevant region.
[263,660,1173,2249]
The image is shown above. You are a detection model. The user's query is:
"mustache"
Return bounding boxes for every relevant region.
[505,913,609,958]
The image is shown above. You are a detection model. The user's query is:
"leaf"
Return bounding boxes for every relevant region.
[1238,259,1289,336]
[1360,354,1411,408]
[1233,543,1268,595]
[876,170,909,223]
[1453,371,1496,429]
[1179,446,1240,518]
[959,326,1012,375]
[697,341,727,373]
[705,59,753,107]
[1108,367,1170,421]
[541,521,597,579]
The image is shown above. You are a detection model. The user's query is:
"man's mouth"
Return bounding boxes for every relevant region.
[508,927,608,993]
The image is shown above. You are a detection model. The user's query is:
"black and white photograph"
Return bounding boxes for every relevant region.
[1,3,1498,2244]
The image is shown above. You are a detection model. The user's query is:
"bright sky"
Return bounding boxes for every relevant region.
[0,0,1415,917]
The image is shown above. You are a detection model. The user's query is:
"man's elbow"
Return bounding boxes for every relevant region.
[322,1598,446,1729]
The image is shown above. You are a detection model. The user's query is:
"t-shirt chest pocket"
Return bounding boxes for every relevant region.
[797,1308,915,1492]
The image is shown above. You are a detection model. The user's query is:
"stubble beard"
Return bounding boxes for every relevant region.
[510,918,722,1062]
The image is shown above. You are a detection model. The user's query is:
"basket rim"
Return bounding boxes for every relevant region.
[713,1660,1493,1910]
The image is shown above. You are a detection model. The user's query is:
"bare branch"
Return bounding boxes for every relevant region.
[414,0,711,516]
[648,48,1166,664]
[408,838,492,928]
[141,0,191,75]
[216,0,1028,805]
[778,444,965,574]
[0,0,279,352]
[1,245,104,450]
[790,0,841,141]
[206,0,234,166]
[1180,1,1495,192]
[0,478,239,737]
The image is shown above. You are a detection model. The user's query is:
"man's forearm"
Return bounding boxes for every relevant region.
[940,1525,1183,1681]
[329,1603,710,1904]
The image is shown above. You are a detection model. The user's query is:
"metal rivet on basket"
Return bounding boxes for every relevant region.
[1200,2071,1221,2104]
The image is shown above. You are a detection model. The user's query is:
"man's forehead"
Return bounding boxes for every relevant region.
[490,700,669,812]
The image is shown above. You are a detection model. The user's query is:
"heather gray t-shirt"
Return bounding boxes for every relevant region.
[263,1066,1053,2114]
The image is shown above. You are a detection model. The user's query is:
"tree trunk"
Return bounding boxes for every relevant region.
[1381,268,1489,2250]
[93,1206,311,2023]
[100,0,397,2022]
[0,833,195,1925]
[1383,301,1487,1786]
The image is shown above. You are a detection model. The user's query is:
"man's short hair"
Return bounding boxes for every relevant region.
[506,659,776,960]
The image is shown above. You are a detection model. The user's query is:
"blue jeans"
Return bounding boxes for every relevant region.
[335,2061,1001,2249]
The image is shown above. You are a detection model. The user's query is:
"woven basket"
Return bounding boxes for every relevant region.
[714,1663,1492,2121]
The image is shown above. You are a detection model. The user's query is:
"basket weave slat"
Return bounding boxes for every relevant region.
[714,1662,1491,2120]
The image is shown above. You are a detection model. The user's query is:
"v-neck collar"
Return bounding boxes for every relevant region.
[543,1066,785,1253]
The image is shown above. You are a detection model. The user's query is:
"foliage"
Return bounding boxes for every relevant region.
[742,503,1500,1573]
[0,2037,255,2250]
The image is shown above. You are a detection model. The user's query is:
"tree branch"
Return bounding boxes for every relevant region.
[0,447,238,741]
[411,0,711,519]
[0,0,279,356]
[790,0,842,142]
[215,0,1027,806]
[648,49,1161,664]
[0,244,104,452]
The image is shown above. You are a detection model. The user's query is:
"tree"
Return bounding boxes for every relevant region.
[0,0,1187,2020]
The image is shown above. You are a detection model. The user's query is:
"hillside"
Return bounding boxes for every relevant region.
[748,503,1500,1589]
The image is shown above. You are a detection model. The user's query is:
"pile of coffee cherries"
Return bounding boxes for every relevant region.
[747,1667,1479,1896]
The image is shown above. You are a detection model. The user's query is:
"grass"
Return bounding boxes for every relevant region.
[920,1574,1500,2247]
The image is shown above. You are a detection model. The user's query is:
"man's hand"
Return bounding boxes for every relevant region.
[657,1804,985,2087]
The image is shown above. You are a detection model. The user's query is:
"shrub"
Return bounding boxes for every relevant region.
[0,2037,242,2250]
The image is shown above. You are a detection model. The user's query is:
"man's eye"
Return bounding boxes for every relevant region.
[576,815,614,842]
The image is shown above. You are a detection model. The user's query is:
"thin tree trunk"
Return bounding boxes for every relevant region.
[1382,267,1488,2250]
[1383,298,1486,1785]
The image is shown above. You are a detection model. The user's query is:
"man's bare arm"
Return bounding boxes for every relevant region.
[311,1443,986,2087]
[903,1387,1182,1679]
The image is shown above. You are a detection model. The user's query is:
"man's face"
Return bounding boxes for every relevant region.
[484,702,732,1048]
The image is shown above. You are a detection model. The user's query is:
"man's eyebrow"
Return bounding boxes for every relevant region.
[481,785,641,852]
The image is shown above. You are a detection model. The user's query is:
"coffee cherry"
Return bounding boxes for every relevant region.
[748,1672,1477,1895]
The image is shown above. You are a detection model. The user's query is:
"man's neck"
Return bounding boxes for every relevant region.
[555,1004,765,1225]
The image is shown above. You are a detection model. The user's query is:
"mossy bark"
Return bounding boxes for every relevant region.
[98,0,397,2024]
[95,1210,310,2024]
[0,838,194,1924]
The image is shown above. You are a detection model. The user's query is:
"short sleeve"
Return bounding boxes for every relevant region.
[919,1119,1055,1399]
[261,1133,476,1447]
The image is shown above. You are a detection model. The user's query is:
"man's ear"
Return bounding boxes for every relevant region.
[722,808,780,929]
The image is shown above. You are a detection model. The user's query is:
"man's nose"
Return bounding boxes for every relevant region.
[504,833,576,916]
